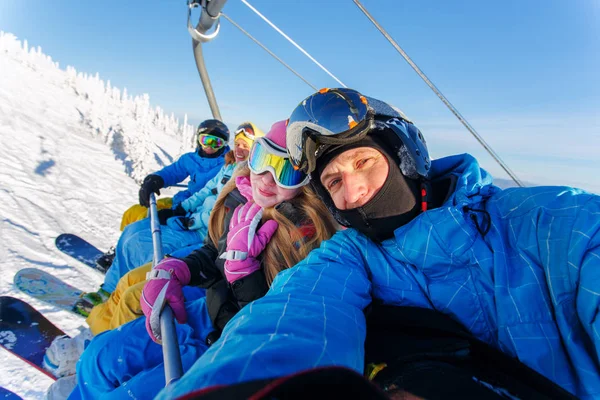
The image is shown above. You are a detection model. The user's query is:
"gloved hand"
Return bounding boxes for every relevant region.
[157,204,186,225]
[138,174,165,207]
[140,258,190,343]
[220,202,278,283]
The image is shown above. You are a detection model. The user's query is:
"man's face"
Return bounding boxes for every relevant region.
[319,147,389,210]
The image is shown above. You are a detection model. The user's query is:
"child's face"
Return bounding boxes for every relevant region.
[250,171,301,208]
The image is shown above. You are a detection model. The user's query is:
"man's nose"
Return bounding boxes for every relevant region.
[343,174,369,208]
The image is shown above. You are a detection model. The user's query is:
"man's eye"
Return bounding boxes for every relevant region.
[327,178,341,191]
[357,158,372,168]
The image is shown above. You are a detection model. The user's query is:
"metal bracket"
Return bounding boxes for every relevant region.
[187,0,221,43]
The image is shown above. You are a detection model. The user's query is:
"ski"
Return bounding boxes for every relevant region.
[0,296,67,381]
[13,268,86,317]
[55,233,105,272]
[0,387,23,400]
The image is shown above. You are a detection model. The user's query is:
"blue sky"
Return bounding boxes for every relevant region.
[1,0,599,191]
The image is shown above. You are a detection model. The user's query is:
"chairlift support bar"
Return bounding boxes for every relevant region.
[187,0,229,121]
[149,193,184,384]
[195,0,227,33]
[353,0,523,187]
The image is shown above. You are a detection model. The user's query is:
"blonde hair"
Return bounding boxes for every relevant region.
[208,165,337,285]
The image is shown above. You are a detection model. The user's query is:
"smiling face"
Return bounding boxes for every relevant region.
[234,137,251,162]
[250,171,301,208]
[319,147,389,210]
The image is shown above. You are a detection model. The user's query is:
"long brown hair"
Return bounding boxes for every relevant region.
[208,164,337,285]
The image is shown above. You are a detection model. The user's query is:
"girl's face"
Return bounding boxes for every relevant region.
[250,171,301,208]
[234,138,251,162]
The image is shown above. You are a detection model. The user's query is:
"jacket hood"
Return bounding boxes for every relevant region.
[429,153,499,209]
[386,153,502,266]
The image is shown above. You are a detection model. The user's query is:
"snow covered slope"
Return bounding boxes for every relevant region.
[0,32,196,399]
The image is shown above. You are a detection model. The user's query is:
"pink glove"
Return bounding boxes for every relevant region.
[140,258,191,343]
[235,176,254,201]
[221,202,278,283]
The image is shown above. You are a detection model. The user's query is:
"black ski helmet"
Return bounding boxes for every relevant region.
[368,112,430,181]
[197,119,230,143]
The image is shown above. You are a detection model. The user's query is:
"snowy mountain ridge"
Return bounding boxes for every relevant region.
[0,31,197,184]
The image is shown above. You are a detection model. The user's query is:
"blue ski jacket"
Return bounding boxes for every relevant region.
[179,162,238,232]
[154,150,226,207]
[158,153,600,399]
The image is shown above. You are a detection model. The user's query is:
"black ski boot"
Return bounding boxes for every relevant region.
[95,247,115,273]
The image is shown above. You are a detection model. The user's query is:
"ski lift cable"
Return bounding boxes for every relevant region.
[220,13,319,91]
[353,0,524,187]
[240,0,347,88]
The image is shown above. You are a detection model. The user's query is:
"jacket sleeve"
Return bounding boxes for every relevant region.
[180,166,225,213]
[154,152,194,188]
[570,195,600,359]
[230,224,316,310]
[160,230,373,396]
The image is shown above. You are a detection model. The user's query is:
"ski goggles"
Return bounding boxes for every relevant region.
[248,137,310,189]
[286,88,378,175]
[198,134,226,149]
[235,123,257,141]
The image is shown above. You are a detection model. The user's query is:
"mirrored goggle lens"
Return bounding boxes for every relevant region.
[249,140,309,188]
[198,134,225,149]
[286,88,370,168]
[235,124,255,140]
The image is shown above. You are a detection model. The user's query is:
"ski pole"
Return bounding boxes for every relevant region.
[149,192,184,385]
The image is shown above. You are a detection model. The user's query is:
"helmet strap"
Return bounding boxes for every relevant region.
[421,181,430,212]
[304,137,318,176]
